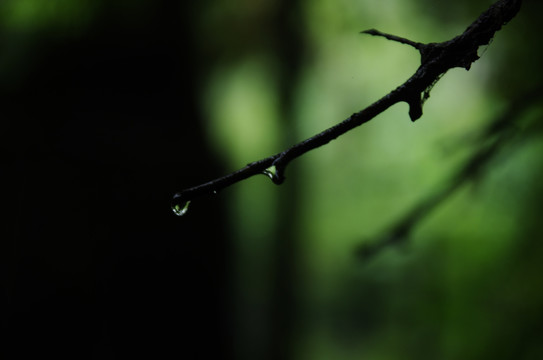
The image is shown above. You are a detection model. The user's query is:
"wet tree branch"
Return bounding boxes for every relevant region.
[172,0,522,214]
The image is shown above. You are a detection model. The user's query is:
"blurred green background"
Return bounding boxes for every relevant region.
[3,0,543,359]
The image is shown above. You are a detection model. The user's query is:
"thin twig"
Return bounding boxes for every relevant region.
[361,29,424,50]
[172,0,522,211]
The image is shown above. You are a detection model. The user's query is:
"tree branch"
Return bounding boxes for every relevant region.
[171,0,522,214]
[361,29,424,50]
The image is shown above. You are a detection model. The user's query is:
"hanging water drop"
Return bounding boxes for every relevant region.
[172,200,190,216]
[171,193,191,216]
[262,165,277,181]
[262,164,285,185]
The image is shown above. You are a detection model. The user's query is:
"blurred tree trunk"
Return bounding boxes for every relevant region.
[269,1,304,359]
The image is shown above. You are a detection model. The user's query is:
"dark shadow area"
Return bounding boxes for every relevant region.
[2,2,231,359]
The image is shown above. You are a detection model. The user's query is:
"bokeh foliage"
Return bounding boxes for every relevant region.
[198,0,543,359]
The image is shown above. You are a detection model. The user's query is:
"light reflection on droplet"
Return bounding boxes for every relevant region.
[171,193,191,216]
[172,201,190,216]
[262,164,285,185]
[262,165,276,180]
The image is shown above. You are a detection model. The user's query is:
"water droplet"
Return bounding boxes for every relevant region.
[262,165,285,184]
[172,201,190,216]
[171,193,191,216]
[262,165,277,180]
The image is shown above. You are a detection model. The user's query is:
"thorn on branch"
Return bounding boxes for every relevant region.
[407,97,423,122]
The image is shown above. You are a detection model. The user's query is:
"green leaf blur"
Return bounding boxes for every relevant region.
[199,0,543,359]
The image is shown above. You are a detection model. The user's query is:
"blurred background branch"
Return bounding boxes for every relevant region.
[357,85,543,260]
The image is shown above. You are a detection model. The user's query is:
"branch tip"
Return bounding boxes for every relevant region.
[361,28,423,50]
